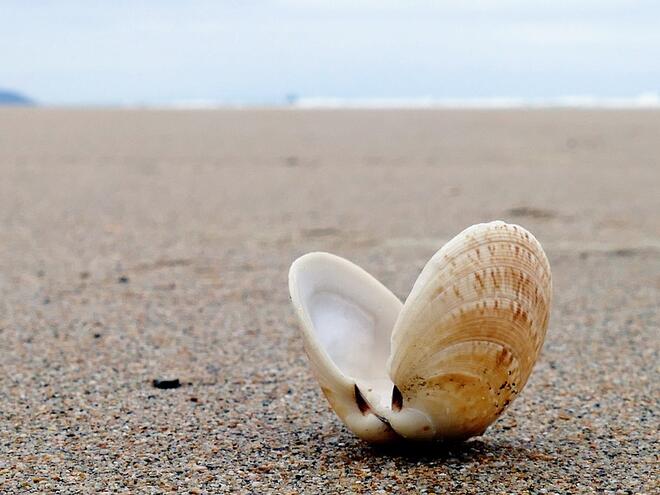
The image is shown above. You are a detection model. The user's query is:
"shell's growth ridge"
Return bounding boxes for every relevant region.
[288,221,552,443]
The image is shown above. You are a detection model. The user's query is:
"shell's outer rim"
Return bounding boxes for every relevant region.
[288,251,403,389]
[289,252,351,390]
[288,251,402,442]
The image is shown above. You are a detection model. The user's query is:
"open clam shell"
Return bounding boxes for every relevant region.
[289,221,552,443]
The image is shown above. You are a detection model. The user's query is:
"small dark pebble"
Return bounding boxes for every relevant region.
[43,298,51,305]
[189,397,199,403]
[118,276,130,284]
[93,333,101,339]
[152,378,181,389]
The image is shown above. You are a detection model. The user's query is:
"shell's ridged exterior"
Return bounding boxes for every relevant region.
[388,221,552,441]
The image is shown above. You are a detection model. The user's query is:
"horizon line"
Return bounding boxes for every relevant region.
[4,93,660,110]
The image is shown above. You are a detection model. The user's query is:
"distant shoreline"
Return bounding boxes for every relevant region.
[4,94,660,110]
[4,104,660,112]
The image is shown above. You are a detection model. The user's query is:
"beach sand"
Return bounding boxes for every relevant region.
[0,108,658,493]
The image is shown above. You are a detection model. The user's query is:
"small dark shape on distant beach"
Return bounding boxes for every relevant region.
[507,206,556,219]
[152,378,181,389]
[284,155,299,167]
[301,227,340,238]
[611,248,636,257]
[118,276,129,284]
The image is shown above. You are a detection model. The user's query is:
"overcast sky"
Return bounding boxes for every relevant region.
[2,1,659,105]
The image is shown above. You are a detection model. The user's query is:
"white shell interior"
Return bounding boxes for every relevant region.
[310,291,384,380]
[290,253,402,411]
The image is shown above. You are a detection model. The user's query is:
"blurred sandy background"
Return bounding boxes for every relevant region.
[0,108,658,493]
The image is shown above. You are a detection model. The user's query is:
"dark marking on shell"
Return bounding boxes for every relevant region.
[496,348,510,366]
[475,272,485,290]
[391,385,403,412]
[354,385,370,415]
[490,270,501,289]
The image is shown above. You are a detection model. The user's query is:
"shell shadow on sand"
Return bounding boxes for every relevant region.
[353,437,547,463]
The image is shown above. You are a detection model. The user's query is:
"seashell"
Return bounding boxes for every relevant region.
[288,221,552,443]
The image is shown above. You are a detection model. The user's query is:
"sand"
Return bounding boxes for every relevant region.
[0,108,658,494]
